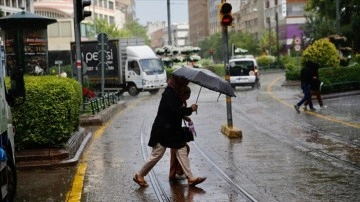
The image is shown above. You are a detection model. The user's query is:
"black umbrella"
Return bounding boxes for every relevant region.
[173,67,236,103]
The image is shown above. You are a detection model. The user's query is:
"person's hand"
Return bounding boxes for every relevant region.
[184,116,191,122]
[191,104,198,112]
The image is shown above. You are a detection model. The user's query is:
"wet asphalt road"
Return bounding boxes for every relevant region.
[15,71,360,201]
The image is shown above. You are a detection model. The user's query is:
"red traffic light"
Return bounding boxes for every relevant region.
[221,15,233,26]
[218,3,233,26]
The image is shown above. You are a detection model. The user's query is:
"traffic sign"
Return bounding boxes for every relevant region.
[294,44,301,51]
[295,37,301,45]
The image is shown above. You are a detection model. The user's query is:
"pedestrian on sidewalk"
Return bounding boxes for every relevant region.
[169,86,192,182]
[133,76,206,187]
[294,60,315,113]
[303,62,327,110]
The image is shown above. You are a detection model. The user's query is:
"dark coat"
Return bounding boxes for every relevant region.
[310,67,321,91]
[148,86,193,149]
[300,66,313,86]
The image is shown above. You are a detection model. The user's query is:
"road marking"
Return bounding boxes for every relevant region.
[66,97,148,201]
[267,76,360,129]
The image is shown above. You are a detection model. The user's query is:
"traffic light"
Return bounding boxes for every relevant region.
[76,0,92,22]
[218,2,233,26]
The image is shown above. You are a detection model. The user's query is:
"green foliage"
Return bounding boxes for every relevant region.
[88,19,150,45]
[319,65,360,93]
[256,55,276,67]
[7,76,82,150]
[285,63,301,81]
[204,64,225,77]
[301,38,339,67]
[198,33,222,63]
[305,0,360,52]
[229,32,260,56]
[259,30,277,55]
[49,65,72,76]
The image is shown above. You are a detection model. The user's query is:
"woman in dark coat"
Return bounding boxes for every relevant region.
[133,76,206,187]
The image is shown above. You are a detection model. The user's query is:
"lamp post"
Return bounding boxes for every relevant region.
[167,0,172,45]
[275,12,279,67]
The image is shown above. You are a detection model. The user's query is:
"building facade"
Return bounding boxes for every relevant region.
[188,0,209,46]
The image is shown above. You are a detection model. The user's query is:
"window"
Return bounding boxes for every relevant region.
[60,21,72,37]
[109,1,114,10]
[128,61,140,75]
[48,23,60,37]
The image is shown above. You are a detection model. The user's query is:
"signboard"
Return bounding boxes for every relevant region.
[282,0,287,17]
[294,44,301,52]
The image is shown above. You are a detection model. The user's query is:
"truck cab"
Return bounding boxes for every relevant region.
[125,45,167,96]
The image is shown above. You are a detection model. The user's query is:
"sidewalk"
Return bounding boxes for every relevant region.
[15,101,127,170]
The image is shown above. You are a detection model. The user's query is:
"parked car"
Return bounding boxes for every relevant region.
[229,55,260,89]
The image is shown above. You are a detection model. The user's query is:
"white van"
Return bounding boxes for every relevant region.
[229,56,260,89]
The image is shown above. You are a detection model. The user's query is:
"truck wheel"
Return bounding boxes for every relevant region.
[128,85,139,96]
[149,89,159,95]
[5,154,17,201]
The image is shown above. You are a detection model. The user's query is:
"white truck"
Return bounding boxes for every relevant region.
[0,46,23,201]
[71,38,167,96]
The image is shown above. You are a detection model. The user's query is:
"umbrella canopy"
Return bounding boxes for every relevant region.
[0,10,57,28]
[173,67,236,99]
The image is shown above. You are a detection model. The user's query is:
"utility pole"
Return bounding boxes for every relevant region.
[219,0,242,138]
[275,12,279,67]
[167,0,172,45]
[73,0,82,86]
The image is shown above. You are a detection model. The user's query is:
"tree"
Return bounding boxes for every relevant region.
[306,0,360,52]
[229,32,260,56]
[88,19,150,44]
[301,38,339,67]
[259,30,277,55]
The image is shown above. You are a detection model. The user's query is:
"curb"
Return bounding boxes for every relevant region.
[16,101,127,170]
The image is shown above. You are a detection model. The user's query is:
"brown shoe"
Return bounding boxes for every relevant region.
[133,173,148,187]
[188,177,206,186]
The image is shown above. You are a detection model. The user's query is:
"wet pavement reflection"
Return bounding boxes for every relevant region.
[16,71,360,201]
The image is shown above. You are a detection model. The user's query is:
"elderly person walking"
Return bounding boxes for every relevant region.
[133,76,206,187]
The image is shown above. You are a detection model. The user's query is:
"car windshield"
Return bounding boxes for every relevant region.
[139,59,165,75]
[230,61,254,76]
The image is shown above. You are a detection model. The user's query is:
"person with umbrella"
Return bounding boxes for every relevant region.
[169,86,193,181]
[133,76,206,187]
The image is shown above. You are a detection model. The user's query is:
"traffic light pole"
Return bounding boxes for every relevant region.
[219,0,242,137]
[222,26,233,128]
[73,0,82,88]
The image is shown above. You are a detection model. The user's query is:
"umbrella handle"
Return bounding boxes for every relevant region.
[196,86,202,104]
[195,86,202,114]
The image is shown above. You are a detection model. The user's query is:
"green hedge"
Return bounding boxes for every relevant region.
[285,63,360,94]
[319,65,360,93]
[6,76,82,150]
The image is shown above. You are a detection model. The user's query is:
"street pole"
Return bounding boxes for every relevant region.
[73,0,82,88]
[167,0,172,45]
[222,26,233,128]
[268,18,271,55]
[275,12,280,67]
